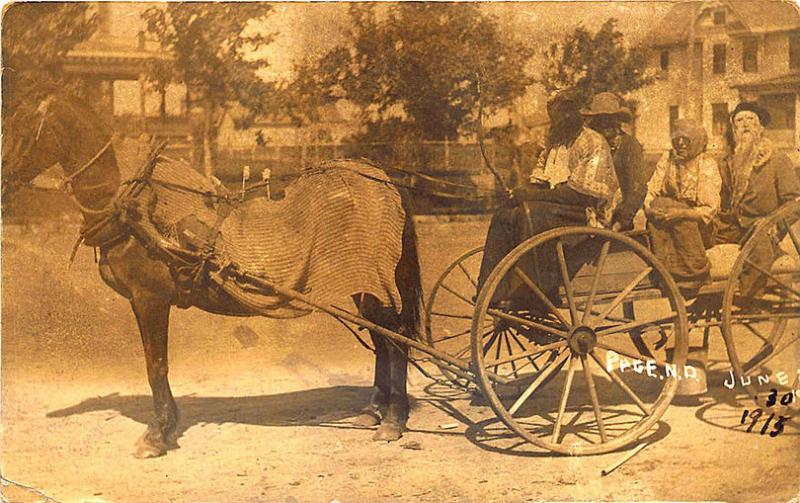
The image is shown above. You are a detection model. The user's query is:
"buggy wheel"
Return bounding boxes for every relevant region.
[721,201,800,383]
[472,227,689,455]
[424,247,494,389]
[424,246,559,390]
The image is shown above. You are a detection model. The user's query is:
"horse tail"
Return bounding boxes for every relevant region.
[397,190,424,341]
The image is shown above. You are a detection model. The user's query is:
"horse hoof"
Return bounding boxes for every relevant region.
[134,441,166,459]
[373,423,404,442]
[353,411,381,427]
[134,434,167,459]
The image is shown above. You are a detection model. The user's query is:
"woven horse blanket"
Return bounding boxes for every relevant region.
[136,156,406,318]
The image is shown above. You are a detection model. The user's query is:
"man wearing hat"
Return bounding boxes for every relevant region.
[581,92,649,230]
[477,88,618,304]
[715,102,800,297]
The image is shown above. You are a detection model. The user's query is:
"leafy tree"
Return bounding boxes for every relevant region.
[538,18,653,105]
[142,3,278,178]
[288,4,534,142]
[2,2,97,110]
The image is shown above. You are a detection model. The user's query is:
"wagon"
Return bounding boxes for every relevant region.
[423,200,800,454]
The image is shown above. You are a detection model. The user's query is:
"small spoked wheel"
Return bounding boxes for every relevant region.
[722,201,800,383]
[424,246,559,390]
[472,227,689,455]
[424,247,485,388]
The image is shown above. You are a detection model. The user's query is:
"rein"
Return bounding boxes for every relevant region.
[60,139,117,216]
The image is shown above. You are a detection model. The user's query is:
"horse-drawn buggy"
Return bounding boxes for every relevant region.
[4,88,799,457]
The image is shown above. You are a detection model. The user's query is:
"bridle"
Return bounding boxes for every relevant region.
[58,138,117,215]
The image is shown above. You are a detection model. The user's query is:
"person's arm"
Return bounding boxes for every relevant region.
[665,156,721,225]
[612,138,646,227]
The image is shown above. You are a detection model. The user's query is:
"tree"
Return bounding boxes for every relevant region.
[288,4,534,142]
[538,18,653,105]
[2,2,97,110]
[142,4,278,178]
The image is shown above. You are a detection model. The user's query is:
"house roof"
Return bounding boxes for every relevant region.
[727,0,800,33]
[644,0,800,47]
[642,1,701,48]
[732,71,800,91]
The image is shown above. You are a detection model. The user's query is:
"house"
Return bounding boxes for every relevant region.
[634,0,800,154]
[62,3,191,147]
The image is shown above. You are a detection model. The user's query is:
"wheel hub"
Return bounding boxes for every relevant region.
[568,325,597,355]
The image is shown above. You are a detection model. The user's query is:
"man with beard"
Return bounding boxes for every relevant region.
[645,119,721,287]
[477,88,617,302]
[581,92,649,230]
[715,102,800,297]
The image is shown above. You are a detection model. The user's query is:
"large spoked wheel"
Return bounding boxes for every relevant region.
[472,227,689,455]
[424,246,486,388]
[722,201,800,383]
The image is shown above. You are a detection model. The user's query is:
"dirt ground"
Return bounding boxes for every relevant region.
[2,193,799,503]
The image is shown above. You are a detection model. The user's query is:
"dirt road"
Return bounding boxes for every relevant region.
[2,208,799,502]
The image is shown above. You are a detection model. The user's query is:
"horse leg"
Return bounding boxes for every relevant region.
[352,295,390,428]
[373,324,409,442]
[131,294,178,458]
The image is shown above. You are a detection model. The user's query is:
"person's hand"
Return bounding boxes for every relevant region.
[611,221,623,232]
[661,208,695,225]
[645,207,666,223]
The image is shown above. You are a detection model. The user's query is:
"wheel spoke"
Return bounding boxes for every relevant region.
[493,330,505,375]
[513,266,569,327]
[556,239,579,325]
[746,333,800,371]
[433,327,472,344]
[484,339,567,366]
[596,312,678,337]
[552,355,577,443]
[508,349,569,415]
[593,267,653,325]
[487,308,568,338]
[742,257,800,300]
[431,311,472,320]
[500,330,519,375]
[457,261,478,289]
[482,330,502,356]
[590,351,652,415]
[507,328,546,371]
[581,240,611,324]
[440,283,476,306]
[581,354,607,442]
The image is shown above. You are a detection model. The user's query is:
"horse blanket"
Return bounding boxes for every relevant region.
[131,153,406,318]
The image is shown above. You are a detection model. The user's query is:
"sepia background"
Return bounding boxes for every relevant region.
[3,1,800,502]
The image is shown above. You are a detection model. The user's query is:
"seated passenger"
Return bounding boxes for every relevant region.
[477,88,618,302]
[581,92,649,231]
[644,119,721,287]
[715,102,800,297]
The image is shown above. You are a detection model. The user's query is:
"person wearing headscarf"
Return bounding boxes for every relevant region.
[715,102,800,297]
[645,119,721,286]
[477,88,618,302]
[581,92,649,230]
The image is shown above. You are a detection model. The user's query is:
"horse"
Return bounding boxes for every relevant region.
[3,88,424,458]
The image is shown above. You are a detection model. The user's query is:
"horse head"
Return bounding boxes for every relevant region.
[2,86,119,213]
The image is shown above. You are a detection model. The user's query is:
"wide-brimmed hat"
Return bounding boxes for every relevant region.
[730,101,771,127]
[580,92,632,121]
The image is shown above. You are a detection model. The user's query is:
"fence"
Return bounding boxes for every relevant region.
[183,140,543,214]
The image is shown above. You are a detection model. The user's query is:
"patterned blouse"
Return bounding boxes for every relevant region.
[530,127,618,203]
[644,151,722,225]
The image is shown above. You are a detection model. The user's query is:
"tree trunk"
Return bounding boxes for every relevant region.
[202,98,214,179]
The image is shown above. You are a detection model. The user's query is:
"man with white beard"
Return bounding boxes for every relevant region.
[715,102,800,297]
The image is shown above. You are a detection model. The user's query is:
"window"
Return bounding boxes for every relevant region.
[712,103,729,136]
[660,49,670,71]
[790,34,800,69]
[743,38,758,73]
[758,94,796,130]
[112,80,141,116]
[713,44,727,74]
[669,106,680,134]
[713,10,726,25]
